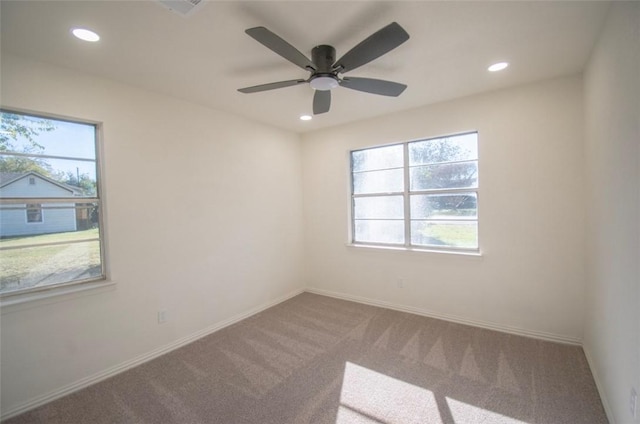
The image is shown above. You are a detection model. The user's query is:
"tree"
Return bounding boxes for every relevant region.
[0,111,56,175]
[410,137,466,164]
[0,156,53,175]
[410,137,478,215]
[410,138,477,188]
[52,170,97,196]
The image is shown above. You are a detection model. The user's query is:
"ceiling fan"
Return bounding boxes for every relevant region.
[237,22,410,115]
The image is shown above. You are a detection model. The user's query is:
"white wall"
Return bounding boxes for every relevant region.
[302,75,586,342]
[583,2,640,423]
[0,55,305,416]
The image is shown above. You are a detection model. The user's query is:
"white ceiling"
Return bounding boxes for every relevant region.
[1,1,610,134]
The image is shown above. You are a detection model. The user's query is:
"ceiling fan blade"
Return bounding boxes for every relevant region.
[340,77,407,97]
[238,79,307,94]
[245,27,316,72]
[334,22,409,74]
[313,90,331,114]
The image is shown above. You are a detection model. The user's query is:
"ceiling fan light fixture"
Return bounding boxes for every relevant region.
[299,114,312,121]
[310,76,339,91]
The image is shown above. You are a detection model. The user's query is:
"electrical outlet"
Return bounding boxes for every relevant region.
[397,278,404,289]
[631,387,637,419]
[158,310,168,324]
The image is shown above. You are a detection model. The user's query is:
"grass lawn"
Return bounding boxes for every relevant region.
[0,228,100,248]
[0,229,102,292]
[414,221,478,248]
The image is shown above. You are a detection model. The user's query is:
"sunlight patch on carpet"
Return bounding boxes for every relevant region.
[337,362,443,424]
[446,397,529,424]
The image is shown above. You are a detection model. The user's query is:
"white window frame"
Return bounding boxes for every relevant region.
[0,109,108,300]
[349,131,479,254]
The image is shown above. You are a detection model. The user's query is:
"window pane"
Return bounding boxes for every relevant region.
[410,161,478,191]
[411,193,477,219]
[352,144,403,172]
[411,221,478,248]
[409,133,478,166]
[354,196,404,219]
[0,237,102,294]
[354,220,404,244]
[0,112,96,159]
[353,168,404,194]
[0,155,97,197]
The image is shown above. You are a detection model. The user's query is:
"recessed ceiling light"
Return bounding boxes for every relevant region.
[300,115,312,121]
[71,28,100,42]
[488,62,509,72]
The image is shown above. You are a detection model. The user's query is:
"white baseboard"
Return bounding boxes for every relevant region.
[582,345,616,424]
[305,287,583,345]
[1,288,305,421]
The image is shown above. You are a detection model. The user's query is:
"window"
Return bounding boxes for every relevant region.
[0,110,105,297]
[351,132,478,252]
[26,203,42,223]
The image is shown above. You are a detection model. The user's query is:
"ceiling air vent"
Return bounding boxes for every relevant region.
[158,0,204,17]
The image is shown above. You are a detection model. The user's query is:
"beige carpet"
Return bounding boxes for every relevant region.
[5,293,607,423]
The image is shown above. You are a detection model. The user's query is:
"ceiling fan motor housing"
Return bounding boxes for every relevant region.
[312,45,336,72]
[310,45,340,91]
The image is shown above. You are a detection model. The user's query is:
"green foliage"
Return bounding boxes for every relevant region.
[410,138,466,164]
[52,170,97,196]
[413,162,477,189]
[0,111,54,153]
[0,156,52,175]
[410,138,478,193]
[0,111,56,177]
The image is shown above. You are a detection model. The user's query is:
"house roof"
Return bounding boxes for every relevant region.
[0,171,84,195]
[0,172,25,186]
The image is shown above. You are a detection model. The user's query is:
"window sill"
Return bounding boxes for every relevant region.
[346,243,483,258]
[0,279,116,311]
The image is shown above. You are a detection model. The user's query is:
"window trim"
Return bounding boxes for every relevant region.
[349,131,479,254]
[0,108,108,299]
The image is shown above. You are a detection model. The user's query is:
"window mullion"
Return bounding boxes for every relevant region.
[409,187,477,196]
[0,197,100,204]
[352,192,403,199]
[0,150,96,162]
[403,142,411,247]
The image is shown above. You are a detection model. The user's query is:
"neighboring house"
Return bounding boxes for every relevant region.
[0,172,82,237]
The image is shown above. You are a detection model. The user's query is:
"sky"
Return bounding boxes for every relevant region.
[1,113,98,179]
